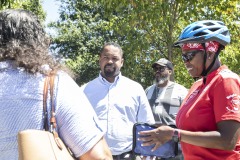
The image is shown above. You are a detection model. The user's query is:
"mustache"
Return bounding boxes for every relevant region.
[155,71,160,75]
[155,72,165,76]
[155,73,168,79]
[104,64,114,68]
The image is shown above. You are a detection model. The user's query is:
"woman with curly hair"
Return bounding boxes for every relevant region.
[0,9,112,160]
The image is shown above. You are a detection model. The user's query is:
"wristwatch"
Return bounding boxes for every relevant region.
[172,129,181,142]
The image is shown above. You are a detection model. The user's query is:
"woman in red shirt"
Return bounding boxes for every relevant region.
[138,20,240,160]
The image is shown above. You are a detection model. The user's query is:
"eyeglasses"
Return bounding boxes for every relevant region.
[182,50,202,62]
[153,66,167,72]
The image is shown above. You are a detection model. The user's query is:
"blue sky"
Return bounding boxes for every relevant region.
[42,0,60,25]
[42,0,60,35]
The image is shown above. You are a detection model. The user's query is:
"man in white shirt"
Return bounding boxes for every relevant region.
[81,42,155,160]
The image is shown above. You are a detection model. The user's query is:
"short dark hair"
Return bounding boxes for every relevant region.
[100,42,123,57]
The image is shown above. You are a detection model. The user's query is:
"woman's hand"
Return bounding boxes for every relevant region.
[138,125,175,151]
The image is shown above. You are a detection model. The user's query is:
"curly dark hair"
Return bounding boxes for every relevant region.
[0,9,69,76]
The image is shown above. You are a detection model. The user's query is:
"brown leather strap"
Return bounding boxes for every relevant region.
[49,74,63,150]
[43,76,50,131]
[49,75,57,130]
[43,75,57,132]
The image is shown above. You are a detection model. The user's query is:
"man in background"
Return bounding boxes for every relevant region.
[81,42,155,160]
[145,58,188,160]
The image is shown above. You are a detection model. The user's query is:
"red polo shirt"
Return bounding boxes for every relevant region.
[176,65,240,160]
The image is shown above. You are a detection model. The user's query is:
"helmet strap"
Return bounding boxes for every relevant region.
[200,43,207,84]
[201,44,223,84]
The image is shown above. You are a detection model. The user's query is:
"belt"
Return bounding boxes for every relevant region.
[113,151,133,160]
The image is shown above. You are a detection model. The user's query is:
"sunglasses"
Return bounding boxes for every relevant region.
[153,66,167,72]
[182,50,203,62]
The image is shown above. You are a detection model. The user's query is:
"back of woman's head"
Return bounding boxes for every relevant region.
[0,9,62,75]
[0,9,49,49]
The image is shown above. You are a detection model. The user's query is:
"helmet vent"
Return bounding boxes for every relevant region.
[194,32,207,37]
[209,28,219,32]
[221,30,229,36]
[203,22,215,26]
[192,26,201,31]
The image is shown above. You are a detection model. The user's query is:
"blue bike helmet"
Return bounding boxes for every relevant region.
[174,20,230,47]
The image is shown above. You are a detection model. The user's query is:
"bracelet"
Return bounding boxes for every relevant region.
[172,129,181,142]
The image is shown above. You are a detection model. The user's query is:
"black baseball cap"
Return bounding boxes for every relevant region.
[152,58,173,70]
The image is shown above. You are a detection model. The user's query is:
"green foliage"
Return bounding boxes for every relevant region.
[0,0,46,22]
[65,53,99,86]
[21,0,46,22]
[220,45,240,75]
[0,0,10,8]
[50,0,240,88]
[49,0,125,85]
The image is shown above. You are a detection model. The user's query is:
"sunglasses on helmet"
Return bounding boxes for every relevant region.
[182,50,203,62]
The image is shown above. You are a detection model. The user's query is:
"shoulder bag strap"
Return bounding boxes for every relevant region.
[43,76,50,131]
[49,74,57,131]
[49,74,64,150]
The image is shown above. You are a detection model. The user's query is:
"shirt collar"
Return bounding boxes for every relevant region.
[99,72,121,85]
[204,65,228,84]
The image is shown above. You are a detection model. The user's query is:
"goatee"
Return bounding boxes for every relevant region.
[155,76,168,85]
[104,64,116,77]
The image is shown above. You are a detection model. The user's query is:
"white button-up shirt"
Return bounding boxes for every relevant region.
[81,73,155,155]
